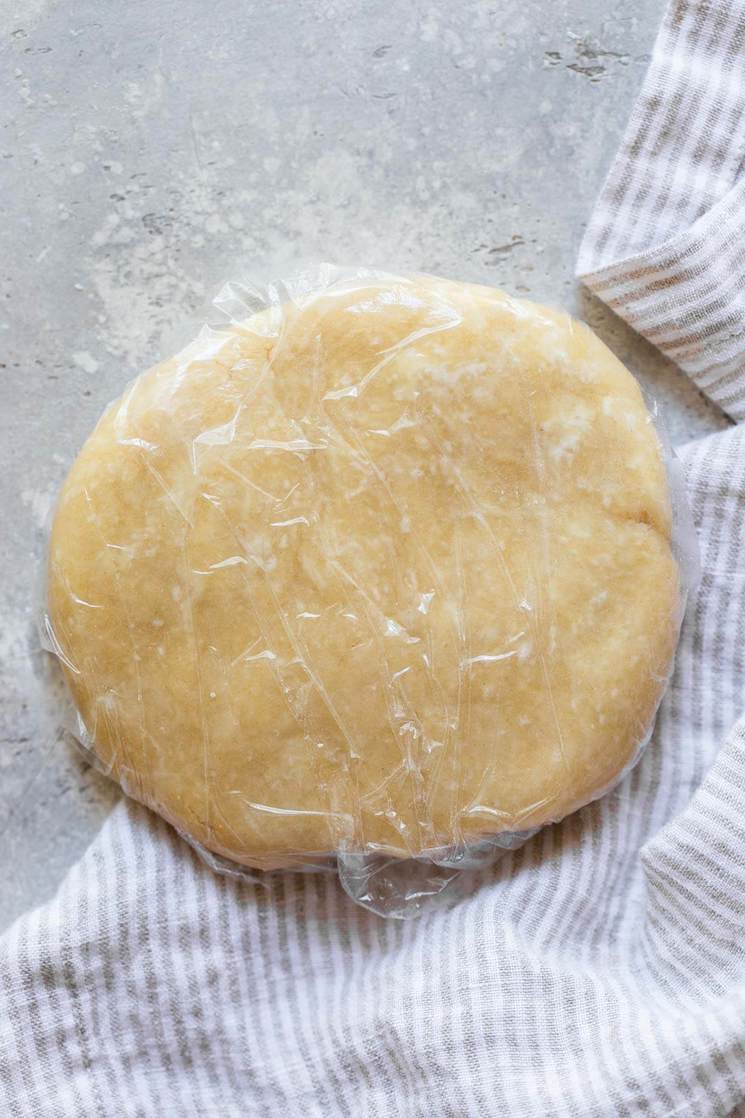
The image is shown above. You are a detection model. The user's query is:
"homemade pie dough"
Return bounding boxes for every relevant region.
[47,274,679,868]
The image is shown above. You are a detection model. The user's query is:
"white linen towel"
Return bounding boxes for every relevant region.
[3,1,745,1114]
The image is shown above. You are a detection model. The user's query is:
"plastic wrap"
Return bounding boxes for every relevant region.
[41,266,697,918]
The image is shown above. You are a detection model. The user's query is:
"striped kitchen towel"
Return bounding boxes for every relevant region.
[577,0,745,422]
[2,0,745,1114]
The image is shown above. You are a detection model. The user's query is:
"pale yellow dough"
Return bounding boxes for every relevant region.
[48,275,679,867]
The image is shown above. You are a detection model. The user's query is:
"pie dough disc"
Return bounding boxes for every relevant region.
[47,274,679,867]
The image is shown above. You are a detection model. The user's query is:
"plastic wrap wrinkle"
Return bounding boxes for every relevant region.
[42,265,694,917]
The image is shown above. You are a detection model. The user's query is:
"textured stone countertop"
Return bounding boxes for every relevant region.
[0,0,727,932]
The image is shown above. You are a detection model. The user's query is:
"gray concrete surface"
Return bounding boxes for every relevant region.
[0,0,728,933]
